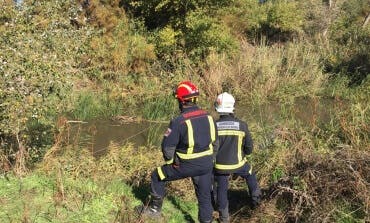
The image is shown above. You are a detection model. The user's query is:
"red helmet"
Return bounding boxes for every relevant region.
[173,81,199,102]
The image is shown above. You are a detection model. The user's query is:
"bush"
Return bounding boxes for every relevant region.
[121,0,236,62]
[0,0,81,173]
[222,0,304,43]
[325,0,370,86]
[84,1,156,75]
[185,10,238,61]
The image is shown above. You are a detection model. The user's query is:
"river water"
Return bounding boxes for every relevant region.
[68,97,339,157]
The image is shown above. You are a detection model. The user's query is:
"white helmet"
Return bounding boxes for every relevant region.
[215,92,235,113]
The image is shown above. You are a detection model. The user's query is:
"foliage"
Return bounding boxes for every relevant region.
[325,0,370,86]
[249,106,369,222]
[151,26,182,62]
[222,0,304,42]
[0,0,88,173]
[121,0,230,30]
[121,0,237,61]
[265,0,304,34]
[297,0,331,36]
[0,0,156,168]
[141,95,177,120]
[184,10,238,61]
[200,40,326,107]
[82,0,156,76]
[70,90,124,120]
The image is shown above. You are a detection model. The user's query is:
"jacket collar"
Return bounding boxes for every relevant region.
[181,105,199,113]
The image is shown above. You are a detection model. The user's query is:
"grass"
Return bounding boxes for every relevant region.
[0,171,200,223]
[201,39,326,106]
[70,91,124,121]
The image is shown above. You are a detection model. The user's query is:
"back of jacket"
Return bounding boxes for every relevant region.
[161,105,217,168]
[215,114,253,174]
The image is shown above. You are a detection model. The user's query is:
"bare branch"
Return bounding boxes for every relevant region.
[363,12,370,27]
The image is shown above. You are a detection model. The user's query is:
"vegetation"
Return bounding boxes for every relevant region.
[0,0,369,222]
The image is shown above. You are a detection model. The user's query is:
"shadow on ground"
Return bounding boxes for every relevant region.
[131,183,196,222]
[228,189,253,219]
[167,195,196,223]
[132,183,151,204]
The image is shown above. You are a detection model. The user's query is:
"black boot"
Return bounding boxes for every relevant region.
[136,194,163,218]
[218,207,229,223]
[250,188,261,209]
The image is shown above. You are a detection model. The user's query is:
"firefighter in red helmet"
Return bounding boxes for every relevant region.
[137,81,218,223]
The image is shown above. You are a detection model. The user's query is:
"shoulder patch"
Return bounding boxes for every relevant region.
[164,128,172,137]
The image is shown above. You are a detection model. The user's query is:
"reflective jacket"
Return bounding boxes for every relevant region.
[214,114,253,174]
[161,105,217,167]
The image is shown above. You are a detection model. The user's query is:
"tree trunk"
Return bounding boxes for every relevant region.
[14,133,28,176]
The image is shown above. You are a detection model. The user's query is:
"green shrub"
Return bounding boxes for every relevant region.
[0,0,82,172]
[151,26,181,60]
[223,0,304,42]
[71,91,124,121]
[121,0,236,62]
[88,19,156,76]
[325,0,370,86]
[185,10,238,61]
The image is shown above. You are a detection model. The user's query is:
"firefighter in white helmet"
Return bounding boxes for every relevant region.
[213,92,261,223]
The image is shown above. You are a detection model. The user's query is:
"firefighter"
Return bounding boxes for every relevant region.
[213,92,261,223]
[138,81,218,223]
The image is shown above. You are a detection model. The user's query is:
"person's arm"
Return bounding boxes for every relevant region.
[212,121,219,162]
[243,123,253,155]
[161,120,179,164]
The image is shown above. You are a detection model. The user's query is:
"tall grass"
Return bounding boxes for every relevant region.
[71,91,124,121]
[141,95,177,120]
[202,39,326,106]
[244,95,369,222]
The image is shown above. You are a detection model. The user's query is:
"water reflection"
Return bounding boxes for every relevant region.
[236,97,338,126]
[69,120,166,156]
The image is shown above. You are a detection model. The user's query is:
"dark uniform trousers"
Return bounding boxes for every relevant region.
[151,156,214,222]
[214,163,260,211]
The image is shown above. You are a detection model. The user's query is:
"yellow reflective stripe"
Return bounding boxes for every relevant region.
[215,159,246,170]
[207,116,215,157]
[185,120,194,154]
[237,134,243,162]
[176,147,213,159]
[218,130,245,137]
[249,165,253,174]
[179,115,214,160]
[208,116,215,141]
[165,159,173,164]
[157,167,165,180]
